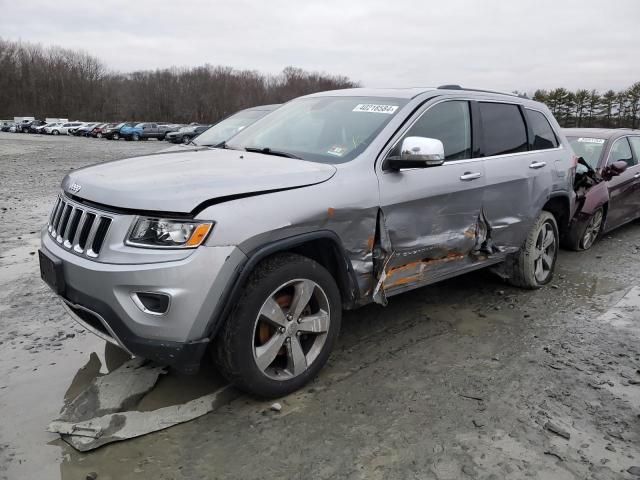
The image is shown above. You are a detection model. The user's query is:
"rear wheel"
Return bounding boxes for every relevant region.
[112,132,120,140]
[506,211,559,289]
[132,133,140,141]
[213,253,342,398]
[182,135,191,144]
[96,132,103,138]
[52,130,59,135]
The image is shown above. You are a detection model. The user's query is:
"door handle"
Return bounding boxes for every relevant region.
[460,172,482,181]
[634,172,640,179]
[529,161,547,169]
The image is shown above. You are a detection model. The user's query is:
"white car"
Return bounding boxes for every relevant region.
[48,122,83,135]
[37,122,60,134]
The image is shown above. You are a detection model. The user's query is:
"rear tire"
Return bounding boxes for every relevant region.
[52,130,59,135]
[112,132,120,140]
[132,133,140,141]
[506,211,559,289]
[213,253,342,398]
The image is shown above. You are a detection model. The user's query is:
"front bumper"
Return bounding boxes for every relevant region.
[41,232,246,372]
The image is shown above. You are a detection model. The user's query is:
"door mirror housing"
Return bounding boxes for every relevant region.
[384,137,445,171]
[602,160,628,180]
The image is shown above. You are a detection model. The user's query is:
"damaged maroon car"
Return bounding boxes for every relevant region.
[564,128,640,250]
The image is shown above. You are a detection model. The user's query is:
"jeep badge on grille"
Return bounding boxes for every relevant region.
[68,183,82,194]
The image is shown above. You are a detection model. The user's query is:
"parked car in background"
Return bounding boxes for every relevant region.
[40,87,575,397]
[188,105,279,147]
[74,123,101,137]
[165,124,210,144]
[50,122,83,135]
[71,123,98,136]
[103,122,134,140]
[91,123,115,138]
[17,119,36,133]
[1,121,15,132]
[32,122,57,133]
[27,120,47,133]
[563,128,640,250]
[43,123,63,134]
[120,122,170,141]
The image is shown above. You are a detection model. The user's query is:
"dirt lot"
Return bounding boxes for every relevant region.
[1,131,640,480]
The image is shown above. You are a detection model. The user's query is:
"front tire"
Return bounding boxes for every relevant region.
[566,208,603,251]
[112,132,120,140]
[506,211,559,289]
[132,133,140,141]
[52,130,59,135]
[213,253,342,398]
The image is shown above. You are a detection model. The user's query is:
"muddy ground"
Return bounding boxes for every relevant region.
[1,131,640,479]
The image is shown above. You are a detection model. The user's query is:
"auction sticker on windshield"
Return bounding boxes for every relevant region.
[353,104,399,114]
[577,137,605,144]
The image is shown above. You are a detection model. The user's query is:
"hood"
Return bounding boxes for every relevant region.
[62,148,337,214]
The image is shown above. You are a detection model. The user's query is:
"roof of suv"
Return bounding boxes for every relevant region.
[309,86,529,102]
[562,128,640,140]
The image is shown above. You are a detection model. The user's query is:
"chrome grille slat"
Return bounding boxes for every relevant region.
[71,210,88,251]
[51,200,66,235]
[84,214,103,258]
[46,195,114,259]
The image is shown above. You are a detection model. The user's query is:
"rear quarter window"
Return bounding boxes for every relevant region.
[525,109,558,150]
[479,102,527,156]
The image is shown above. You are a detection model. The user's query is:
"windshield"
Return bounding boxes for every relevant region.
[194,109,273,146]
[225,97,407,163]
[567,136,606,169]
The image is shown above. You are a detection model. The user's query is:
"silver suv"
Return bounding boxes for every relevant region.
[39,86,575,397]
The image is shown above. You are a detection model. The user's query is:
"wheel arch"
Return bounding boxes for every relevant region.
[542,193,571,238]
[204,231,359,340]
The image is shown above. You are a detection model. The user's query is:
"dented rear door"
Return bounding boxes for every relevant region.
[376,100,487,298]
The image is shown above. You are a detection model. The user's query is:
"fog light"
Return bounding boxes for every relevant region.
[132,292,170,315]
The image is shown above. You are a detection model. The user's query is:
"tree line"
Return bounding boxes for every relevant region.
[0,38,358,123]
[529,84,640,129]
[2,38,640,129]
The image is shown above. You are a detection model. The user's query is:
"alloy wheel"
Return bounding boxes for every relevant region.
[252,279,330,381]
[533,221,556,283]
[581,209,603,250]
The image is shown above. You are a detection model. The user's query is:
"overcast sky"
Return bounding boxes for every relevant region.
[1,0,638,93]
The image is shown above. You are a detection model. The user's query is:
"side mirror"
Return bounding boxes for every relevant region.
[384,137,445,171]
[602,160,628,180]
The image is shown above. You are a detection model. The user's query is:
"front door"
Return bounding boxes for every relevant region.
[376,100,486,296]
[605,137,638,230]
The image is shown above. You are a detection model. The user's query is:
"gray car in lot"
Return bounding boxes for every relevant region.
[39,87,575,397]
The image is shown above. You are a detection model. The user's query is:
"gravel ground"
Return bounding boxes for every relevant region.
[1,132,640,480]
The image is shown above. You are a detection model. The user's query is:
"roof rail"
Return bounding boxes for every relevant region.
[437,84,520,97]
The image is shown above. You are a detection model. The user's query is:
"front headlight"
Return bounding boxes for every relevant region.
[126,217,213,249]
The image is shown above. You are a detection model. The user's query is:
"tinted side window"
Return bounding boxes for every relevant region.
[609,138,636,167]
[628,137,640,166]
[526,109,558,150]
[479,103,527,156]
[397,101,472,161]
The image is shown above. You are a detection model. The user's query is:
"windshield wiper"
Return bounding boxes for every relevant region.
[244,146,301,159]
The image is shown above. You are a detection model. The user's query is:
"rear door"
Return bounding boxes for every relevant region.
[377,99,487,293]
[606,137,639,229]
[479,103,556,249]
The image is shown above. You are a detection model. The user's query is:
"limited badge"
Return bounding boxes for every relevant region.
[577,137,605,144]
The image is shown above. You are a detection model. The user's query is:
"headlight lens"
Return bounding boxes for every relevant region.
[127,217,213,248]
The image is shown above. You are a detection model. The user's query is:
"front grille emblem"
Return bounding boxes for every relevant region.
[69,183,82,194]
